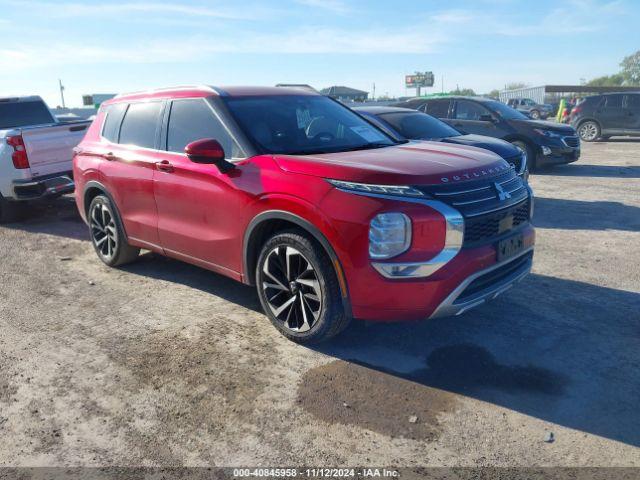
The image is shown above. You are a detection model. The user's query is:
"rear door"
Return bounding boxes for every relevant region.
[153,97,247,276]
[597,94,626,132]
[449,100,502,137]
[97,101,163,248]
[623,94,640,133]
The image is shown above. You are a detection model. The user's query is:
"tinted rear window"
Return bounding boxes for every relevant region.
[101,103,127,142]
[0,101,55,129]
[625,94,640,109]
[118,102,162,148]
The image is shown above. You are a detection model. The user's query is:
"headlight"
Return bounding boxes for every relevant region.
[369,213,411,259]
[533,128,562,138]
[327,179,425,198]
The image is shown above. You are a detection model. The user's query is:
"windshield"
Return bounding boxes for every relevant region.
[484,100,529,120]
[377,111,461,140]
[223,95,397,155]
[0,101,55,129]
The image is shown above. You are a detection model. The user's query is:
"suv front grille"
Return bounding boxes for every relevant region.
[414,167,531,247]
[464,200,529,245]
[562,136,580,148]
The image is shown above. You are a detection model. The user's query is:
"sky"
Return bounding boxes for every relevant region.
[0,0,639,107]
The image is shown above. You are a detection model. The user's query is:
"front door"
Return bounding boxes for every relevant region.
[598,94,626,132]
[623,94,640,133]
[152,97,248,277]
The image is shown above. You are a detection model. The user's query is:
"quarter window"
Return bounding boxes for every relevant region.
[167,99,242,158]
[118,102,162,149]
[101,103,127,143]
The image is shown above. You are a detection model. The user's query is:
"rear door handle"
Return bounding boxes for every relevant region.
[156,160,174,173]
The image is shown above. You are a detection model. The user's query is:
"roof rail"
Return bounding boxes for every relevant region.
[113,85,217,99]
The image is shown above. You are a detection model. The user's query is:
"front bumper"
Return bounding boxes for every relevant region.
[12,172,75,200]
[536,137,580,166]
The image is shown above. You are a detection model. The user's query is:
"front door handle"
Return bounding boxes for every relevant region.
[156,160,174,173]
[102,152,117,161]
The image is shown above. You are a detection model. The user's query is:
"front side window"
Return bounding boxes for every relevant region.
[378,112,460,140]
[167,99,243,158]
[118,101,162,149]
[223,95,396,155]
[454,100,488,120]
[626,94,640,109]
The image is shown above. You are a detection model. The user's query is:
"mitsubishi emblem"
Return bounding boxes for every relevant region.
[494,182,511,201]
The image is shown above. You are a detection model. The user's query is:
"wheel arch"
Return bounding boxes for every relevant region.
[83,181,129,241]
[243,210,351,315]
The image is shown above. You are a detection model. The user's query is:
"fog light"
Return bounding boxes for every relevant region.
[541,146,552,156]
[369,213,411,259]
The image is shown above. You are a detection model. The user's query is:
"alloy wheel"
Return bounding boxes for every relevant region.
[90,202,118,260]
[579,122,598,141]
[261,246,322,333]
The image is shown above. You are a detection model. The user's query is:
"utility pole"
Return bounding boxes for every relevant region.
[58,79,66,109]
[372,82,376,101]
[441,75,444,93]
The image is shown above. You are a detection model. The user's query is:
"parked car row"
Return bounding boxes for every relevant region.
[393,96,581,170]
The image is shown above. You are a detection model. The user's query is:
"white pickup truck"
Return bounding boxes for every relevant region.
[0,96,91,222]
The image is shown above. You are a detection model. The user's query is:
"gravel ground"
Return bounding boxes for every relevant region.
[0,140,639,468]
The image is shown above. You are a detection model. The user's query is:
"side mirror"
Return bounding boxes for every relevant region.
[185,138,235,174]
[479,114,495,122]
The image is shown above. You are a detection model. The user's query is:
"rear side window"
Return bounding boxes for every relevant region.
[0,100,55,129]
[166,99,242,158]
[424,100,450,118]
[625,94,640,109]
[454,100,487,120]
[118,102,162,149]
[603,95,623,109]
[101,103,127,142]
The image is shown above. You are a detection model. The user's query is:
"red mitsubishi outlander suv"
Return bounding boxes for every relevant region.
[73,86,535,343]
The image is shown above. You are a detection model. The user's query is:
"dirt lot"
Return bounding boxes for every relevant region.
[0,140,639,468]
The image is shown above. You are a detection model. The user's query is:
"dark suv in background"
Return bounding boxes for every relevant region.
[506,98,552,120]
[396,96,581,170]
[570,92,640,142]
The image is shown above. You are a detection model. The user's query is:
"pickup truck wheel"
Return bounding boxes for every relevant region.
[0,195,22,223]
[529,109,541,120]
[578,121,600,142]
[88,195,140,267]
[256,230,350,344]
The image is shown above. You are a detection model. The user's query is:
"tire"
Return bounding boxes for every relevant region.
[0,194,22,223]
[510,140,536,172]
[578,120,600,142]
[255,230,350,344]
[88,195,140,267]
[529,109,541,120]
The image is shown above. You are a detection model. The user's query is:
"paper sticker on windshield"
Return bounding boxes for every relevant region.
[350,125,386,142]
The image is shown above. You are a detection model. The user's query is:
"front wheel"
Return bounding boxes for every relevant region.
[256,230,350,344]
[529,109,541,120]
[578,121,600,142]
[510,140,536,172]
[88,195,140,267]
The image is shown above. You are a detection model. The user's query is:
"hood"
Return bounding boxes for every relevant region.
[273,141,510,186]
[511,119,576,134]
[438,134,521,159]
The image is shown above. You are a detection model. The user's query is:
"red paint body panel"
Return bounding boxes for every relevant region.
[74,86,535,323]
